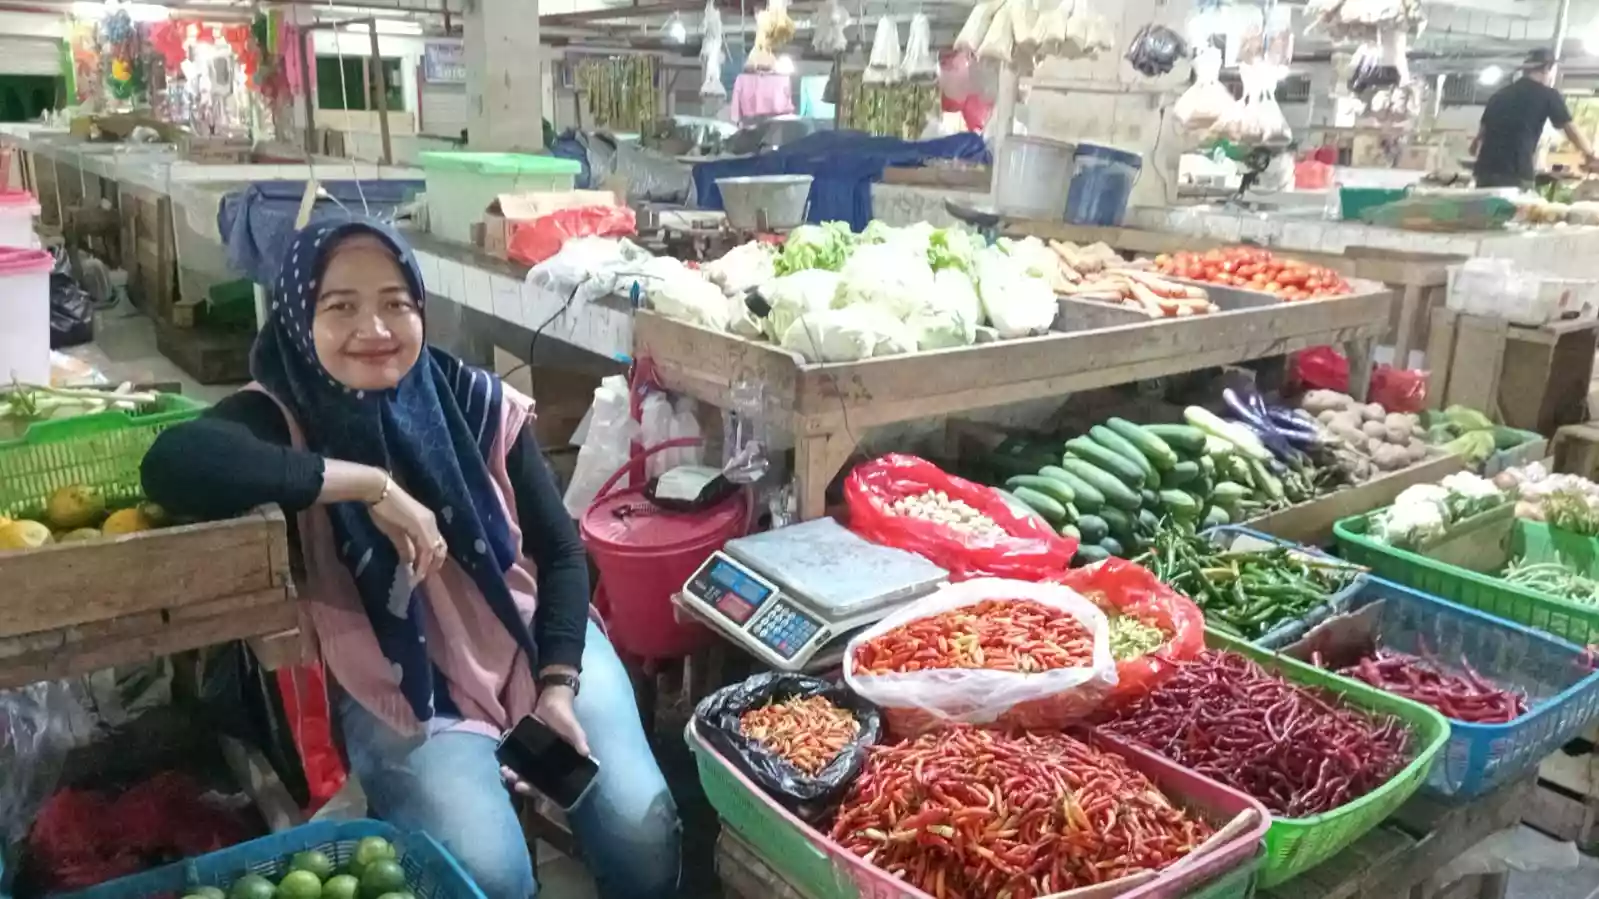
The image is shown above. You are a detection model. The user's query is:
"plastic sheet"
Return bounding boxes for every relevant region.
[843,577,1117,736]
[506,205,638,266]
[0,680,90,846]
[845,453,1076,581]
[693,673,880,821]
[49,273,94,349]
[1053,558,1206,709]
[216,180,423,285]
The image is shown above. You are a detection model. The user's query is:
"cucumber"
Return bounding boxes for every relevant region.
[1165,460,1200,486]
[1143,423,1207,455]
[1040,466,1103,513]
[1060,458,1141,511]
[1210,481,1251,504]
[1097,506,1133,539]
[1059,523,1081,541]
[993,489,1049,526]
[1098,536,1127,558]
[1073,545,1111,566]
[1011,486,1067,525]
[1159,489,1200,520]
[1137,508,1161,534]
[1076,514,1109,544]
[1089,425,1157,485]
[1140,488,1159,509]
[1005,474,1075,507]
[1107,418,1179,471]
[1202,505,1232,528]
[1199,455,1216,477]
[1064,437,1146,489]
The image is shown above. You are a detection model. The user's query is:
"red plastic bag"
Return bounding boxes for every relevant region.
[844,453,1075,581]
[1052,558,1205,710]
[1294,159,1333,190]
[1292,346,1429,414]
[508,205,638,266]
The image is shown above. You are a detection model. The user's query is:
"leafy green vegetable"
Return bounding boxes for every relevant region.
[773,221,855,276]
[927,228,976,274]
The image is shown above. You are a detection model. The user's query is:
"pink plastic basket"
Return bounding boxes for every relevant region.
[686,721,1270,899]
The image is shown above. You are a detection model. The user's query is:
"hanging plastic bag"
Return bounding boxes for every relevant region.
[843,578,1117,736]
[975,7,1014,64]
[700,1,727,97]
[954,0,996,53]
[844,453,1076,581]
[563,381,640,517]
[901,13,938,81]
[1124,23,1187,77]
[1174,45,1233,132]
[812,0,851,55]
[693,673,881,821]
[1051,558,1205,710]
[865,16,902,83]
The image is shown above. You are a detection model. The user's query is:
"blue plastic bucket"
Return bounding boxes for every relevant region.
[1065,143,1142,226]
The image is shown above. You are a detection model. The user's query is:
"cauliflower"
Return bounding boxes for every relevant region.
[1440,472,1508,518]
[703,241,776,297]
[836,243,939,321]
[1393,483,1449,510]
[643,257,737,331]
[1372,500,1447,547]
[925,268,981,341]
[973,247,1056,338]
[777,304,916,363]
[760,269,844,342]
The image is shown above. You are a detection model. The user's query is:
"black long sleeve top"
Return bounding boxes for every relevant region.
[140,391,589,670]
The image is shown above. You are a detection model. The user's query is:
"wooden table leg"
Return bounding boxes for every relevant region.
[1393,284,1424,369]
[796,429,859,520]
[1345,337,1376,403]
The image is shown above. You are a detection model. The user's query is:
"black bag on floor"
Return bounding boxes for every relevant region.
[694,673,880,821]
[49,274,93,349]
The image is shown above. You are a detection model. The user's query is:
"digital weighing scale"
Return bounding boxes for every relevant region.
[676,518,948,672]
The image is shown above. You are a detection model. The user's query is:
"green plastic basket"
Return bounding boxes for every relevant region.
[1335,513,1599,646]
[0,394,208,518]
[1202,630,1449,888]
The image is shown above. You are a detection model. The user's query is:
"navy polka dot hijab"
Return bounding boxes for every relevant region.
[252,218,534,725]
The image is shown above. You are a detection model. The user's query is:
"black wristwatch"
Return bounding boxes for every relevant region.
[538,672,581,696]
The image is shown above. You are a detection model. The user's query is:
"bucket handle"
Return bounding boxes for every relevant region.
[590,437,705,507]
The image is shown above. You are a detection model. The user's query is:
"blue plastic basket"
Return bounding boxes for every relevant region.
[55,820,485,899]
[1323,578,1599,799]
[1202,526,1369,649]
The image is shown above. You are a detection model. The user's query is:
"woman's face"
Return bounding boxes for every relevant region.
[311,235,424,391]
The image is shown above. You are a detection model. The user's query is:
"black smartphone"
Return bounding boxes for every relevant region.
[495,715,600,811]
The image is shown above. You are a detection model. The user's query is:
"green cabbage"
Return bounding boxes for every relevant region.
[773,221,855,275]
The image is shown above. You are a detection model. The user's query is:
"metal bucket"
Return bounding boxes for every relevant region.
[716,175,814,231]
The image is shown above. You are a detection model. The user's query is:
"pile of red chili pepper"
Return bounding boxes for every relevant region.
[852,599,1095,675]
[1099,650,1412,818]
[738,695,862,775]
[1329,649,1527,724]
[829,728,1211,899]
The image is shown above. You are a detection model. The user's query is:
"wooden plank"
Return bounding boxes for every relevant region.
[716,830,817,899]
[1244,452,1468,547]
[1425,308,1459,410]
[1446,315,1509,418]
[0,508,288,638]
[246,628,312,670]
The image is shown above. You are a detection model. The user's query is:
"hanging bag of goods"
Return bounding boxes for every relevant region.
[844,453,1076,581]
[843,577,1117,736]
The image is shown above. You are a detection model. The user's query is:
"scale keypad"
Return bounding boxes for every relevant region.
[751,604,822,659]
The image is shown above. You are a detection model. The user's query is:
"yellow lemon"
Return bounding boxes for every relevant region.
[58,528,101,543]
[0,520,53,550]
[46,484,105,530]
[101,508,154,536]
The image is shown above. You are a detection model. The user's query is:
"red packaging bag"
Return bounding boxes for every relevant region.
[1292,345,1429,413]
[508,205,638,266]
[1053,558,1205,709]
[844,453,1076,581]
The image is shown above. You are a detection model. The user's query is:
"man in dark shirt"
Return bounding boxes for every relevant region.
[1472,48,1598,188]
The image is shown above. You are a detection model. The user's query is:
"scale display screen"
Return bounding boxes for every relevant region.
[692,558,775,625]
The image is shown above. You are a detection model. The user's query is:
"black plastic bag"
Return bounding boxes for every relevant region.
[1125,24,1188,77]
[694,673,880,821]
[48,274,93,349]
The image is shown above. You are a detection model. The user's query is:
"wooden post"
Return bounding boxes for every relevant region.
[367,20,394,166]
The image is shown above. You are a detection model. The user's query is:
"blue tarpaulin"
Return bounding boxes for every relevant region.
[218,180,424,285]
[691,131,989,232]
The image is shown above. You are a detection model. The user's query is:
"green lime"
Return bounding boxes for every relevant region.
[277,870,323,899]
[374,892,415,899]
[231,874,277,899]
[322,875,360,899]
[289,851,335,882]
[358,859,407,899]
[194,888,227,899]
[350,837,396,879]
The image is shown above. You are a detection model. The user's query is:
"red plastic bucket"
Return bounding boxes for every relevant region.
[580,440,750,661]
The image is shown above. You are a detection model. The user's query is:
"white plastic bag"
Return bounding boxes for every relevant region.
[865,16,903,83]
[843,578,1117,735]
[901,14,938,80]
[812,0,851,54]
[955,1,996,53]
[562,384,640,518]
[1174,46,1234,132]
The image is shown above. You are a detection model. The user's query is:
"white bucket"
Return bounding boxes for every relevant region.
[992,136,1076,220]
[0,190,40,248]
[716,175,814,231]
[0,247,53,384]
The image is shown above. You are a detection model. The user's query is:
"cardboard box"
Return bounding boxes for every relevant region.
[482,190,620,259]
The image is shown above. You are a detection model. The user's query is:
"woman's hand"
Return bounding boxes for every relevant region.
[500,680,591,799]
[369,479,446,584]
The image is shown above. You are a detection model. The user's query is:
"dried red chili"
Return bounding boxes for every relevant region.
[852,599,1095,676]
[1099,649,1411,818]
[1329,649,1527,725]
[738,695,861,775]
[829,728,1211,899]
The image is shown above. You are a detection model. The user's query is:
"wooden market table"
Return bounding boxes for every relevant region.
[635,281,1393,519]
[1426,309,1599,436]
[0,507,305,689]
[714,777,1533,899]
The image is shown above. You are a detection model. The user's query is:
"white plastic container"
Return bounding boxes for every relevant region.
[0,190,40,248]
[992,136,1075,220]
[418,152,582,246]
[0,247,54,384]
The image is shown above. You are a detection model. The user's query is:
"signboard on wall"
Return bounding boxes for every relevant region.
[423,41,465,84]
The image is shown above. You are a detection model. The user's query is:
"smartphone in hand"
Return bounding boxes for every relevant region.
[496,715,600,811]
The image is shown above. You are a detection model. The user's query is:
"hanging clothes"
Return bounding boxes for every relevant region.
[731,71,795,122]
[279,23,314,97]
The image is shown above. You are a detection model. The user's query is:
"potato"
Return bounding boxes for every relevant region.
[1361,403,1386,422]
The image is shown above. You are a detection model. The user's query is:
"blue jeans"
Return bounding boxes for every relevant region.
[339,620,681,899]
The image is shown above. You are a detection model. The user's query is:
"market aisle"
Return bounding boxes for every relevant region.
[66,304,236,403]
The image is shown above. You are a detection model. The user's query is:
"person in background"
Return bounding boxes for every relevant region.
[1472,47,1599,188]
[141,218,680,899]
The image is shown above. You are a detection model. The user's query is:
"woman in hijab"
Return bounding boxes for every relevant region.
[141,219,680,899]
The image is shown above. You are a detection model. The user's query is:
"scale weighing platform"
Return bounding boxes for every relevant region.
[675,518,948,672]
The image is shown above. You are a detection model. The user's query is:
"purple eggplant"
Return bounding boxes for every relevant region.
[1230,414,1300,462]
[1266,407,1322,445]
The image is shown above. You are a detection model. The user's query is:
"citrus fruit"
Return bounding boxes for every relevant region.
[102,507,154,536]
[358,859,407,899]
[0,520,51,550]
[289,851,335,881]
[230,873,277,899]
[277,870,323,899]
[322,875,360,899]
[350,837,396,878]
[374,892,415,899]
[46,485,104,530]
[194,887,226,899]
[58,527,100,543]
